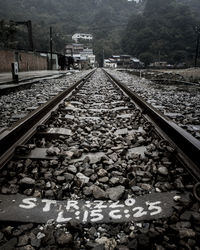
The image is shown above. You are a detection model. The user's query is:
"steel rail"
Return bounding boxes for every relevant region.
[0,70,95,168]
[104,69,200,180]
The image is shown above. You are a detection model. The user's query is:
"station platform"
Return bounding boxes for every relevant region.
[0,70,71,94]
[0,70,67,85]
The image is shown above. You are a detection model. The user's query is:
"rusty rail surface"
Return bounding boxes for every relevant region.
[104,69,200,180]
[0,70,95,168]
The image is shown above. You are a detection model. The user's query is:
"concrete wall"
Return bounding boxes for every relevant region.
[0,50,14,72]
[0,49,47,72]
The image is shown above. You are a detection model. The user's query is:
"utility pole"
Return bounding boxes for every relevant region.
[102,49,104,68]
[195,26,200,68]
[27,20,34,51]
[50,26,53,70]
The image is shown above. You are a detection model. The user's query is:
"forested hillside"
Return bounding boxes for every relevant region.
[177,0,200,16]
[0,0,200,65]
[122,0,199,65]
[0,0,143,61]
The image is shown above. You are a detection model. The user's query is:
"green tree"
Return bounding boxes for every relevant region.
[122,0,196,66]
[139,52,154,66]
[0,0,142,62]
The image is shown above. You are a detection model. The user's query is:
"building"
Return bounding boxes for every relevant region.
[66,44,84,57]
[37,50,64,70]
[80,48,96,67]
[104,59,117,68]
[118,55,131,67]
[88,55,96,67]
[127,0,141,2]
[130,57,144,68]
[112,55,121,64]
[80,49,96,68]
[149,61,168,68]
[65,44,96,68]
[72,33,93,43]
[104,55,143,69]
[80,48,93,60]
[65,44,84,63]
[106,55,131,68]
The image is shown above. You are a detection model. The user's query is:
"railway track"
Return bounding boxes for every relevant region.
[0,68,200,249]
[110,69,200,141]
[0,70,93,129]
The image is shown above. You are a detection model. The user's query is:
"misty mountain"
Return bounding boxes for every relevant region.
[0,0,142,45]
[0,0,145,63]
[176,0,200,16]
[0,0,200,65]
[0,0,140,27]
[122,0,198,66]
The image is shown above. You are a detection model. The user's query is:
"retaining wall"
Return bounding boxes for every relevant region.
[0,49,47,72]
